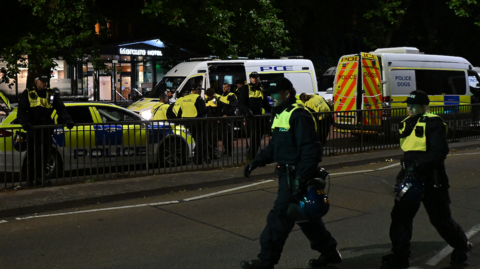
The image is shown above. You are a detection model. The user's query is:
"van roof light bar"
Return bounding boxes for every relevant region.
[189,56,219,61]
[372,47,420,54]
[280,56,304,59]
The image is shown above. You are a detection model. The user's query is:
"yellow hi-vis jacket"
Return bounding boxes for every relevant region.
[28,88,54,109]
[304,95,330,120]
[271,103,317,132]
[172,97,183,117]
[152,103,170,120]
[180,93,200,118]
[206,94,220,107]
[399,113,446,152]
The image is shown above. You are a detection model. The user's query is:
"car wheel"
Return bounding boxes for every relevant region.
[45,148,63,179]
[158,137,188,167]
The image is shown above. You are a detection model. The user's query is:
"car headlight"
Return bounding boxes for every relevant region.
[140,110,152,120]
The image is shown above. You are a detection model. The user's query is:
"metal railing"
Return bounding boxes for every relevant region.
[2,104,480,190]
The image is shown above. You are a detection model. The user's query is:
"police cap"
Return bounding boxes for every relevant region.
[35,73,50,83]
[403,90,429,105]
[265,77,294,95]
[249,71,259,78]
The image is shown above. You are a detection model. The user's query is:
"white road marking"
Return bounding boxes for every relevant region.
[330,170,375,176]
[183,180,275,201]
[15,201,179,220]
[376,163,400,170]
[452,152,480,155]
[425,223,480,266]
[0,220,8,224]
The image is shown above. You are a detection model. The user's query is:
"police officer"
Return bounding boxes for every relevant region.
[177,86,208,164]
[241,77,341,269]
[218,83,238,156]
[233,79,244,98]
[152,92,170,121]
[238,71,272,159]
[205,87,220,117]
[381,90,471,269]
[300,93,332,146]
[17,73,74,186]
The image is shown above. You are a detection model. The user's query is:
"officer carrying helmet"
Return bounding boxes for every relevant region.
[17,72,74,186]
[381,90,472,269]
[241,77,341,269]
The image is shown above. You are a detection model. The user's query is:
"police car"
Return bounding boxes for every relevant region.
[0,100,194,178]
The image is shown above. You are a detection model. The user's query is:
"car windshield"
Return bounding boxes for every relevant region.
[146,76,186,98]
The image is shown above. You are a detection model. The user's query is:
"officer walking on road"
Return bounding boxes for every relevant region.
[241,77,341,269]
[17,73,74,186]
[238,71,272,159]
[381,90,472,269]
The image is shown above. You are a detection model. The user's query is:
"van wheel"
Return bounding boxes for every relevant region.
[158,138,188,167]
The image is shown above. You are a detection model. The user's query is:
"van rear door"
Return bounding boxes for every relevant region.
[333,55,359,125]
[360,53,383,127]
[333,53,383,130]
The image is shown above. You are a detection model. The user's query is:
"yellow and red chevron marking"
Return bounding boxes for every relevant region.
[334,60,358,113]
[361,56,382,126]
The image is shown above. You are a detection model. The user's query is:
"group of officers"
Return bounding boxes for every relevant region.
[17,70,473,269]
[150,71,332,164]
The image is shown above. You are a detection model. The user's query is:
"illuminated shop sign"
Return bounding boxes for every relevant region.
[119,48,163,56]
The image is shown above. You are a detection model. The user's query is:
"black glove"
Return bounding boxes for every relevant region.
[66,120,75,130]
[291,177,308,200]
[21,123,32,131]
[244,109,254,119]
[243,159,264,178]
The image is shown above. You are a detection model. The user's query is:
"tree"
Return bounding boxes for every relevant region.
[0,0,290,90]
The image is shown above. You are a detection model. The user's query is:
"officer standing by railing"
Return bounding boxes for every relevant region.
[300,93,332,146]
[381,90,472,269]
[17,73,74,186]
[238,71,272,160]
[177,86,208,164]
[152,92,170,121]
[218,83,238,156]
[241,77,341,269]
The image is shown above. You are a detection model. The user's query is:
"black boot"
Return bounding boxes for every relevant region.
[309,249,342,268]
[240,259,274,269]
[451,241,473,264]
[381,254,409,269]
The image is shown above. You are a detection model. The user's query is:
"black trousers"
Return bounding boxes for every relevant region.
[258,172,338,265]
[389,186,468,258]
[247,118,267,159]
[187,121,207,163]
[220,120,234,154]
[26,128,52,182]
[317,115,333,147]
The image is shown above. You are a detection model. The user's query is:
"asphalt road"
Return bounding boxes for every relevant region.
[1,149,480,269]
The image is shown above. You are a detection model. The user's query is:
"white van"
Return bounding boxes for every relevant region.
[127,58,318,119]
[333,47,480,132]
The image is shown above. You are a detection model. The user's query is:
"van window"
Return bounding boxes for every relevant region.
[285,72,314,94]
[183,76,204,94]
[415,70,466,95]
[148,76,186,98]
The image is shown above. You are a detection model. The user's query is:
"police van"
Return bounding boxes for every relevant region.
[127,58,318,118]
[332,47,480,132]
